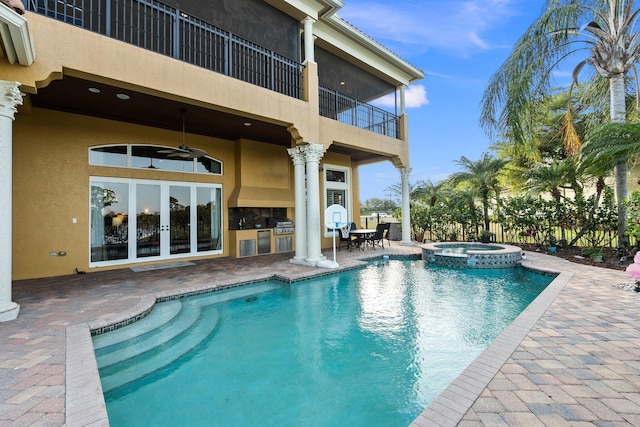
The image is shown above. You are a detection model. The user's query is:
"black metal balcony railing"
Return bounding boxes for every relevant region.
[26,0,303,99]
[319,86,398,138]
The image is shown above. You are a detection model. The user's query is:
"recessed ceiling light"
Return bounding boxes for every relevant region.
[88,87,100,93]
[340,81,346,85]
[116,93,130,100]
[243,122,252,126]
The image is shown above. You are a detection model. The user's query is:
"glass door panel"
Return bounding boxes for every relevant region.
[136,184,161,258]
[170,185,191,255]
[196,187,222,252]
[90,181,129,262]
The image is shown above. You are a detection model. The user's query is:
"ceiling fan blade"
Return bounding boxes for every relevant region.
[188,148,208,158]
[167,152,191,158]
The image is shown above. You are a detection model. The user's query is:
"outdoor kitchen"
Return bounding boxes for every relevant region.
[228,207,295,257]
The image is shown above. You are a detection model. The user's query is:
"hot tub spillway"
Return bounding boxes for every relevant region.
[422,242,522,268]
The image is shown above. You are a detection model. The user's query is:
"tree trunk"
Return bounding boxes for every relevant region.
[482,197,490,231]
[569,177,604,246]
[610,74,629,247]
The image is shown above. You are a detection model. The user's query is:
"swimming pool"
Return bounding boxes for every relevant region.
[94,259,552,426]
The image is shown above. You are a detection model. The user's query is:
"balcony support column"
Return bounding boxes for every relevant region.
[398,166,413,246]
[302,143,325,264]
[302,17,316,64]
[287,146,308,261]
[290,143,325,266]
[0,80,22,322]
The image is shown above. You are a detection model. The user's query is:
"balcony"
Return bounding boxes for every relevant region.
[25,0,400,139]
[319,86,398,138]
[26,0,303,99]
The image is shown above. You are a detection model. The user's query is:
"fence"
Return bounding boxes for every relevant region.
[422,222,630,248]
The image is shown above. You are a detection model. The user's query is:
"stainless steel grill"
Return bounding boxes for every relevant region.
[274,220,294,235]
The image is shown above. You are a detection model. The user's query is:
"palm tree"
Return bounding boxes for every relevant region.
[448,153,507,231]
[411,179,450,206]
[522,158,584,201]
[481,0,640,247]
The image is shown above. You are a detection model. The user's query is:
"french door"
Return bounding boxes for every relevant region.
[90,178,222,266]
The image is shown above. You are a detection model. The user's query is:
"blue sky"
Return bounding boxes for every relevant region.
[338,0,549,202]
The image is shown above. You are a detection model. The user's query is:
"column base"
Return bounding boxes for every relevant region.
[316,259,339,269]
[0,301,19,322]
[289,254,328,267]
[401,241,416,246]
[290,258,316,267]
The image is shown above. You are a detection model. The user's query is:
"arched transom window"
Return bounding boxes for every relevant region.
[89,144,223,175]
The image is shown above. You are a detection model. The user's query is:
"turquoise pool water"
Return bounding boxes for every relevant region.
[435,243,503,253]
[96,259,553,426]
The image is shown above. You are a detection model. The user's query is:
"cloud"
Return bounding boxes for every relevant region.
[338,0,523,56]
[372,84,429,109]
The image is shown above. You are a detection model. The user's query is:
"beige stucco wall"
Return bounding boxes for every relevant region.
[11,107,367,280]
[6,12,413,280]
[0,14,409,166]
[12,108,239,280]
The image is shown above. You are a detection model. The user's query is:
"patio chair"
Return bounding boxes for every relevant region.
[338,223,357,251]
[366,223,388,250]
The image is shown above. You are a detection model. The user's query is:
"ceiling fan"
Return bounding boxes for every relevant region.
[158,108,208,159]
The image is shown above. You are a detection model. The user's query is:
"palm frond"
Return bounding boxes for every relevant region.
[579,121,640,174]
[560,106,582,156]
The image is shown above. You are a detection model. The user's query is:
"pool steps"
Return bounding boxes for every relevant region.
[98,306,219,393]
[92,300,183,350]
[94,301,202,369]
[93,282,283,393]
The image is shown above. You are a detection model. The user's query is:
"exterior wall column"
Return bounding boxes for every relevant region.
[287,146,308,261]
[302,143,324,264]
[399,85,406,115]
[302,17,316,64]
[0,81,22,322]
[398,166,413,246]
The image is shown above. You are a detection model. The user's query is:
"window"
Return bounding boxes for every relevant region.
[90,144,223,175]
[324,165,351,236]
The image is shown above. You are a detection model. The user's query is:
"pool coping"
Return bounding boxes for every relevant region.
[65,255,566,426]
[410,262,570,426]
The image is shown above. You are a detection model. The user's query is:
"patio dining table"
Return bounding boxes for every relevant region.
[349,229,376,250]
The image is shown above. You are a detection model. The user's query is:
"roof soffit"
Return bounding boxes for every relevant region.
[0,4,34,66]
[313,19,423,86]
[263,1,423,85]
[264,0,342,21]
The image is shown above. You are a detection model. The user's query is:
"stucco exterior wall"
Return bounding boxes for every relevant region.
[11,108,241,279]
[0,14,409,166]
[3,6,420,280]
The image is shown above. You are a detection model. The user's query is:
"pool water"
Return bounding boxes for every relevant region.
[97,260,552,426]
[437,244,502,254]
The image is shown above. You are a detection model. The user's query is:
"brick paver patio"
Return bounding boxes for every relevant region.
[1,245,639,426]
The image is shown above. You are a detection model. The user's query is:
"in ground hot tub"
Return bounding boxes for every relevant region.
[422,242,522,268]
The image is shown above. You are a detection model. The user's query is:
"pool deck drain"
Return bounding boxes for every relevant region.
[2,245,640,426]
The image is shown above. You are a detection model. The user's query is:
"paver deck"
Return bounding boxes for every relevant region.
[1,245,639,426]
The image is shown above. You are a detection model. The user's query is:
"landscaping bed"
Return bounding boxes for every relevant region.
[519,243,634,272]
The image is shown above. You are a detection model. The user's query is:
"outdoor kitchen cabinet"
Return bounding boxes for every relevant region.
[229,229,294,257]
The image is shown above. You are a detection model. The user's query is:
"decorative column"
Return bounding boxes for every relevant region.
[398,166,413,246]
[0,81,22,322]
[399,85,406,115]
[302,143,324,264]
[302,17,316,64]
[288,146,308,261]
